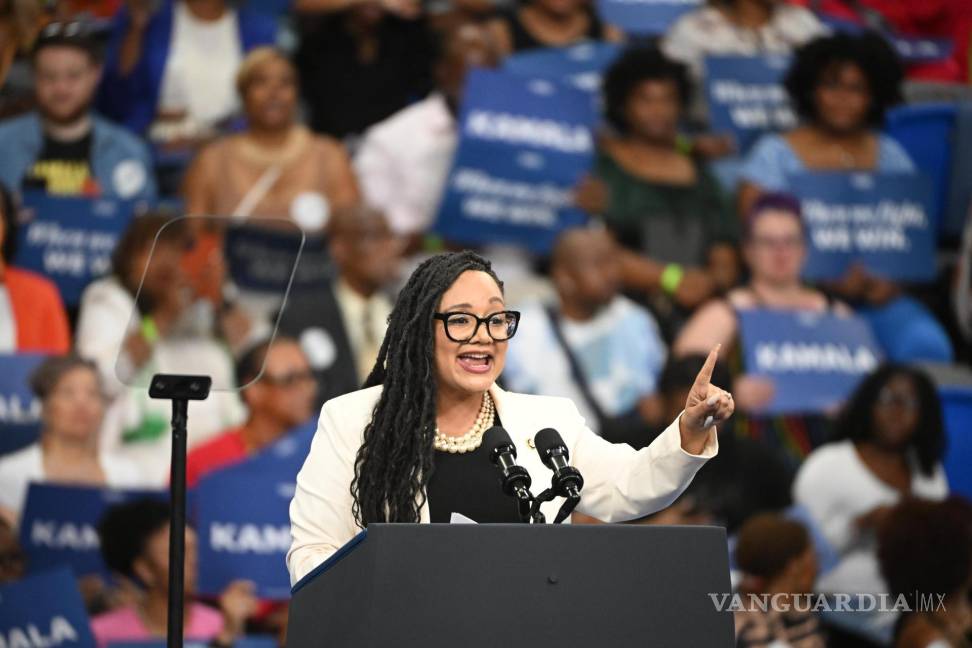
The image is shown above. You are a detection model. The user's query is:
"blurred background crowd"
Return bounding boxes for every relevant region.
[2,0,972,646]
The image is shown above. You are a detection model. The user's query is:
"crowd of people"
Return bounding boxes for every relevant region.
[2,0,972,646]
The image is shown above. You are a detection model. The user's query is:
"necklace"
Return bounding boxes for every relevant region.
[433,392,495,454]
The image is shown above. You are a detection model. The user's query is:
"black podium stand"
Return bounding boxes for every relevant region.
[287,524,734,647]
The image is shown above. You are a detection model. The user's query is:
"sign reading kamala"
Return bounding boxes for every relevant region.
[790,172,936,282]
[14,193,140,306]
[223,223,318,295]
[433,69,596,254]
[195,421,315,600]
[0,354,46,456]
[738,309,882,415]
[20,484,165,578]
[0,567,96,648]
[705,55,795,153]
[504,42,621,95]
[596,0,700,35]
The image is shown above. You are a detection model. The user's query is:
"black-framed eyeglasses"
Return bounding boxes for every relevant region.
[434,310,521,343]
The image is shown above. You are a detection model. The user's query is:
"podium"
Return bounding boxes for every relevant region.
[286,524,735,647]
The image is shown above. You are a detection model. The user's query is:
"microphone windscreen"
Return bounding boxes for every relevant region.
[534,428,565,459]
[483,425,515,462]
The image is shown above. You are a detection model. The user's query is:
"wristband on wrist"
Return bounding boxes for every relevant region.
[140,315,159,344]
[660,263,685,295]
[675,134,693,156]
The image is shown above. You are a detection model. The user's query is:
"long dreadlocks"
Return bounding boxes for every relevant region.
[350,251,504,527]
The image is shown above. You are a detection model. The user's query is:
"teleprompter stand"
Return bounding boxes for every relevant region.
[149,374,212,648]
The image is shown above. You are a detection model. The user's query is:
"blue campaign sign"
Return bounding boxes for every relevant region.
[20,484,165,578]
[596,0,700,35]
[14,193,140,306]
[0,354,46,456]
[790,172,937,282]
[0,567,96,648]
[194,420,315,600]
[738,309,883,415]
[705,55,795,153]
[109,638,277,648]
[504,42,621,95]
[223,223,316,294]
[433,69,595,254]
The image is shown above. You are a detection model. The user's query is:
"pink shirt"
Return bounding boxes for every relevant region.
[91,604,224,648]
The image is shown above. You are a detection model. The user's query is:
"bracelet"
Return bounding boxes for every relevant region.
[140,315,159,344]
[675,134,693,156]
[660,263,685,295]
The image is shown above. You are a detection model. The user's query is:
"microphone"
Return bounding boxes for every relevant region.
[483,426,536,523]
[534,428,584,501]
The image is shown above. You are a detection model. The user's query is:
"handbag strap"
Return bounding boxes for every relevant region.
[543,304,609,426]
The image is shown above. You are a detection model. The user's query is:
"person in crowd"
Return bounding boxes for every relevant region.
[674,193,848,463]
[0,355,141,521]
[588,45,739,320]
[662,0,827,85]
[648,354,793,533]
[286,251,731,583]
[791,0,972,83]
[76,214,244,484]
[956,213,972,357]
[733,513,826,648]
[0,24,156,200]
[793,365,949,641]
[485,0,621,56]
[98,0,276,140]
[354,20,500,240]
[93,498,257,648]
[278,204,401,408]
[878,497,972,648]
[0,0,46,118]
[738,32,953,363]
[185,337,317,487]
[0,517,26,581]
[502,227,668,444]
[0,182,70,353]
[294,0,435,139]
[183,48,359,229]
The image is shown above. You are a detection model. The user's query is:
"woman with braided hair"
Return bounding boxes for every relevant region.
[286,250,733,584]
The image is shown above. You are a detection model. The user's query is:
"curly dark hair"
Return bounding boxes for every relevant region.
[784,32,903,129]
[831,365,945,477]
[351,251,503,527]
[98,498,172,583]
[602,45,691,135]
[877,497,972,607]
[0,182,17,265]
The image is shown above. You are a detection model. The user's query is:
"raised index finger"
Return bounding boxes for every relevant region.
[693,344,721,390]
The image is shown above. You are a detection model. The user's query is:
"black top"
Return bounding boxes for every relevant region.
[295,13,435,138]
[505,7,606,53]
[22,131,96,195]
[427,413,523,523]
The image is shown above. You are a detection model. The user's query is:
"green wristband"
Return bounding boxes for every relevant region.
[660,263,685,295]
[141,315,159,344]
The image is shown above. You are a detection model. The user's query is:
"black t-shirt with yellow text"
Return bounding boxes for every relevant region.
[22,132,101,196]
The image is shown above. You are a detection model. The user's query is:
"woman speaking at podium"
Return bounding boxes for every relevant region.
[287,251,733,584]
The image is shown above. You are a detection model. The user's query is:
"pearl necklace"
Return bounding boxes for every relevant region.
[433,393,495,454]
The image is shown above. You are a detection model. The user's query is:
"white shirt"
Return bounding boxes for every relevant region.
[333,278,392,382]
[0,285,15,351]
[0,443,143,522]
[75,276,245,485]
[503,297,667,432]
[354,93,457,236]
[662,5,828,81]
[155,2,243,137]
[286,383,718,584]
[793,439,948,597]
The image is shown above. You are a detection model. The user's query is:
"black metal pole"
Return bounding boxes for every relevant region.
[167,398,189,648]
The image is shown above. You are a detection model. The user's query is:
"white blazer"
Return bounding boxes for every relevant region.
[287,383,718,585]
